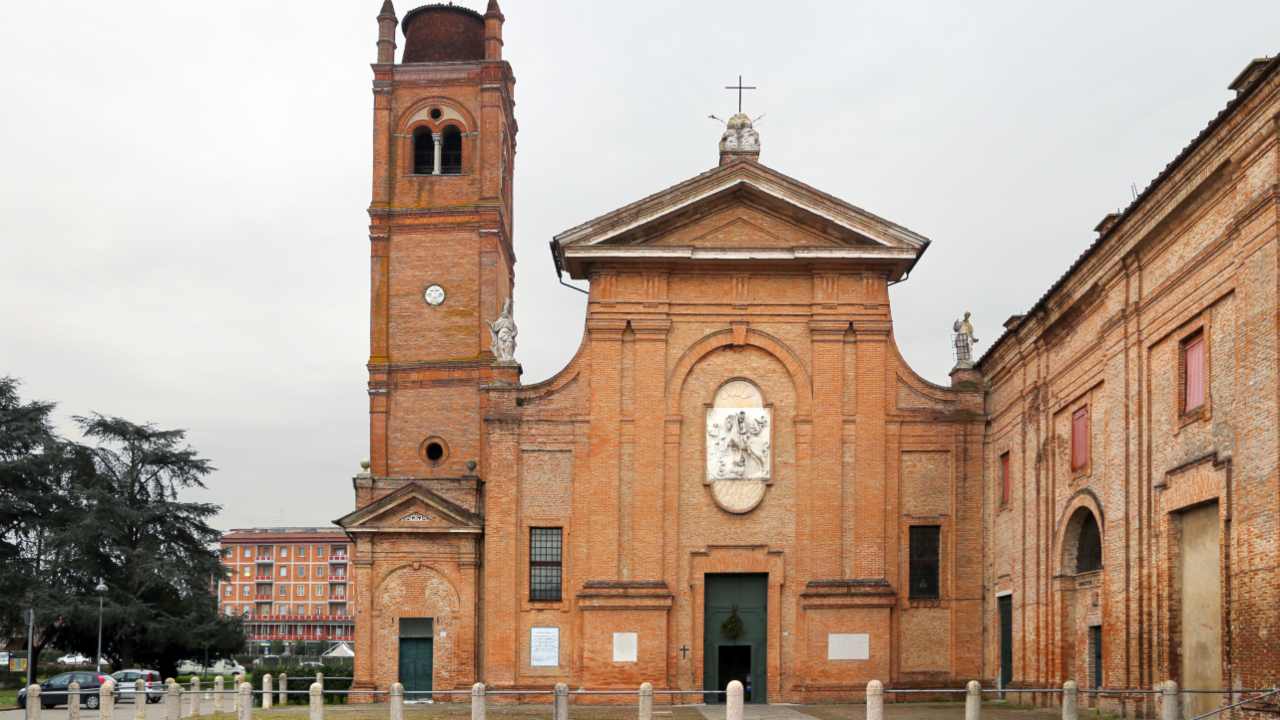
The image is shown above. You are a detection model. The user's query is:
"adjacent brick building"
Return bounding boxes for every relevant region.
[217,528,355,652]
[980,56,1280,717]
[336,1,1279,713]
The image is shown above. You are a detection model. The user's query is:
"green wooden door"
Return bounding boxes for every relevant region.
[398,637,433,697]
[704,574,767,703]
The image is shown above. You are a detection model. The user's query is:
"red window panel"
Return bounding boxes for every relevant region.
[1184,335,1205,411]
[1000,453,1011,506]
[1071,407,1089,471]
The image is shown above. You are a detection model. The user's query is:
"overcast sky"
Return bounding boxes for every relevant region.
[2,1,1276,531]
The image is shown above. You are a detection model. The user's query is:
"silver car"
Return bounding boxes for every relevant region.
[110,669,164,703]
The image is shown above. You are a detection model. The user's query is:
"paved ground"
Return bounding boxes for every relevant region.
[0,700,1084,720]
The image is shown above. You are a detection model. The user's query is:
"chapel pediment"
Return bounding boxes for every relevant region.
[551,159,930,280]
[335,482,482,535]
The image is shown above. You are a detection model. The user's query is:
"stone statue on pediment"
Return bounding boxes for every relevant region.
[953,311,979,368]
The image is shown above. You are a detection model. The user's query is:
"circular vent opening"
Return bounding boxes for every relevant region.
[425,441,445,462]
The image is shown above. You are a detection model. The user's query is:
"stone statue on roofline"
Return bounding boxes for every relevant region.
[488,297,518,364]
[953,311,979,369]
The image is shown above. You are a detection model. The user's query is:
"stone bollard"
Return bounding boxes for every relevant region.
[278,674,287,707]
[101,679,116,720]
[68,681,81,720]
[553,683,569,720]
[470,683,486,720]
[638,682,653,720]
[1062,681,1077,720]
[316,672,324,691]
[165,680,180,720]
[262,675,272,710]
[25,685,41,720]
[309,683,323,720]
[726,681,744,720]
[232,675,242,713]
[965,680,981,720]
[135,679,147,720]
[1160,680,1180,720]
[865,680,884,720]
[390,683,404,720]
[214,677,224,714]
[238,684,252,720]
[191,677,202,717]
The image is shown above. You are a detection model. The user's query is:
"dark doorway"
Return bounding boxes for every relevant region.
[398,618,434,697]
[704,574,767,703]
[717,646,752,701]
[1089,625,1102,688]
[998,595,1013,689]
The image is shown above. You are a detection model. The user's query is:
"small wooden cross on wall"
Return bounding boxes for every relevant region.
[679,644,690,659]
[724,75,757,113]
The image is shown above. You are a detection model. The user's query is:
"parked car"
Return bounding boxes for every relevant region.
[111,669,164,703]
[209,659,246,675]
[18,671,113,709]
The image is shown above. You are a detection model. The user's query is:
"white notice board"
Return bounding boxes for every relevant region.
[530,627,560,667]
[827,633,870,660]
[612,632,638,663]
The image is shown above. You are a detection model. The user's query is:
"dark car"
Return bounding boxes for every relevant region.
[17,671,113,709]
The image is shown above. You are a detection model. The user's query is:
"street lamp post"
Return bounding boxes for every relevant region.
[94,578,108,673]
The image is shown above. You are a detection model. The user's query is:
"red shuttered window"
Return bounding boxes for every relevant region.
[1071,407,1089,472]
[999,452,1011,507]
[1183,334,1205,412]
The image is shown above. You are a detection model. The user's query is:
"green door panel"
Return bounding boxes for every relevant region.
[704,574,767,703]
[398,637,434,696]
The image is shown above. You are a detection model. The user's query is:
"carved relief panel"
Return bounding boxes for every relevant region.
[706,379,772,513]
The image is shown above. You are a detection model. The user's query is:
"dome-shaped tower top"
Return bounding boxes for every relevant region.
[719,112,760,165]
[401,3,487,63]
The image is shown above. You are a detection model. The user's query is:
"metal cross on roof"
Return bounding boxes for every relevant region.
[725,74,757,113]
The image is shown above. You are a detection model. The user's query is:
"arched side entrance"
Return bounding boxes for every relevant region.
[1056,495,1105,691]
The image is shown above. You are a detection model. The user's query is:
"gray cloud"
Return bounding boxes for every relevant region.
[2,0,1275,530]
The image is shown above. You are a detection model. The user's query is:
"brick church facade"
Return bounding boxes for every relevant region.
[335,2,1280,711]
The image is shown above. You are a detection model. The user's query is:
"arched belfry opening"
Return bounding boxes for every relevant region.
[441,125,463,174]
[412,127,434,175]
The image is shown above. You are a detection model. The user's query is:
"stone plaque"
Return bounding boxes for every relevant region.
[827,633,870,661]
[530,627,559,667]
[612,632,638,663]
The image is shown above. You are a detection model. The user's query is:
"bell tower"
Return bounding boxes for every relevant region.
[365,0,517,486]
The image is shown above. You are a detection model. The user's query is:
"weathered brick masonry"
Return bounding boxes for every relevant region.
[979,56,1280,717]
[336,2,1280,713]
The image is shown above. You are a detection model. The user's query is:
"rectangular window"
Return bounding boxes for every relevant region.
[999,452,1011,507]
[529,527,563,602]
[296,585,305,597]
[280,547,288,558]
[1071,406,1089,471]
[241,586,251,598]
[1183,333,1205,412]
[298,566,307,579]
[296,545,307,558]
[224,585,233,597]
[243,547,251,558]
[316,566,326,579]
[278,584,289,597]
[908,525,941,599]
[279,566,288,578]
[316,546,325,558]
[242,567,251,578]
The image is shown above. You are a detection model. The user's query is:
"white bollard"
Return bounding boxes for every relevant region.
[68,681,81,720]
[190,677,202,717]
[1062,681,1077,720]
[135,679,147,720]
[232,675,242,713]
[165,680,180,720]
[638,682,652,720]
[470,683,486,720]
[554,683,569,720]
[315,673,324,691]
[262,675,272,710]
[214,677,224,714]
[278,674,286,707]
[25,685,42,720]
[238,683,252,720]
[101,679,116,720]
[965,680,981,720]
[726,680,744,720]
[309,682,323,720]
[390,683,404,720]
[1161,680,1180,720]
[866,680,884,720]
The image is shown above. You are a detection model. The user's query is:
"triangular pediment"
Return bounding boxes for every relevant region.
[335,483,482,535]
[552,160,930,279]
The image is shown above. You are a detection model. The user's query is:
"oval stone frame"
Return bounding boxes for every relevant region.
[704,378,773,513]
